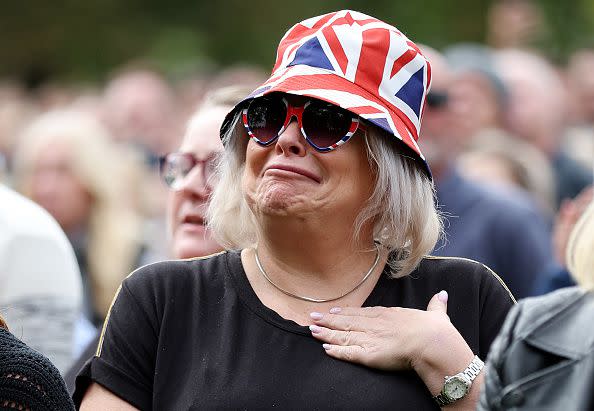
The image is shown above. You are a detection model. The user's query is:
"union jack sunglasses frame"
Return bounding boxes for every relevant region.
[241,96,365,153]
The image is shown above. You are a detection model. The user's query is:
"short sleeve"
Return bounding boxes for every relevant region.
[73,270,159,411]
[478,265,516,360]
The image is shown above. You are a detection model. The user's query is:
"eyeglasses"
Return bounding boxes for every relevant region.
[158,152,218,191]
[242,95,365,152]
[426,91,449,109]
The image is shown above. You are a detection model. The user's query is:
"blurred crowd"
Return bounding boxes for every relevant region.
[0,0,592,388]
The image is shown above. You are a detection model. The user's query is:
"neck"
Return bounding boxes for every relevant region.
[254,213,380,295]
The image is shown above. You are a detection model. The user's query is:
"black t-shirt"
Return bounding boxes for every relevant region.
[73,251,514,410]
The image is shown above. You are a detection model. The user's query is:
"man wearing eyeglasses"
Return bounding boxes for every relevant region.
[419,46,552,300]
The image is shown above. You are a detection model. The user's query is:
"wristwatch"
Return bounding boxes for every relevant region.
[432,355,484,407]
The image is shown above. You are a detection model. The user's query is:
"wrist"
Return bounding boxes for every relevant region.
[411,325,475,396]
[433,356,484,407]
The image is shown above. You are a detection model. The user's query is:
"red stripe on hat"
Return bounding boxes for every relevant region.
[406,40,422,54]
[354,105,386,115]
[392,112,414,143]
[390,48,417,78]
[332,12,377,27]
[355,28,390,101]
[322,26,349,75]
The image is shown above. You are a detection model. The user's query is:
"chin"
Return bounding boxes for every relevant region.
[174,237,223,259]
[253,185,311,216]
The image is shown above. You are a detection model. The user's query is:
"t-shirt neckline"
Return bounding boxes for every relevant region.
[225,249,390,336]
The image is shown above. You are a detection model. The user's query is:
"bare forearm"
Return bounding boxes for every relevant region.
[413,328,481,410]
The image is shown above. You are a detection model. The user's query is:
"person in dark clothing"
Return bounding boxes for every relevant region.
[0,316,75,411]
[75,11,514,410]
[419,47,553,299]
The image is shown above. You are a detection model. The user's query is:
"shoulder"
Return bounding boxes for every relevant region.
[476,185,544,224]
[419,255,507,284]
[417,255,515,302]
[508,287,590,339]
[120,250,231,297]
[440,175,546,231]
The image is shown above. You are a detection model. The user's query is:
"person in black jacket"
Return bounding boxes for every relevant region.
[480,200,594,410]
[0,315,75,411]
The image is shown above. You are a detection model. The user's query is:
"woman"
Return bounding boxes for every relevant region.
[164,86,254,259]
[0,314,75,410]
[480,200,594,410]
[76,10,514,410]
[13,109,150,329]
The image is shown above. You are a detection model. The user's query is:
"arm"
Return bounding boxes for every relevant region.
[72,271,158,411]
[80,383,140,411]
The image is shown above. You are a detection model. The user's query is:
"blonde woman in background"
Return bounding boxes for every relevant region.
[480,199,594,410]
[12,110,152,333]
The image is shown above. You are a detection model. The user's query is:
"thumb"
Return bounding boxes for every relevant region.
[426,290,448,313]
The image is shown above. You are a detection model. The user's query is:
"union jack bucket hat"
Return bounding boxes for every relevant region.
[222,10,432,177]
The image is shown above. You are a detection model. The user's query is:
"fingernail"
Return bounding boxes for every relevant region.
[310,312,323,320]
[309,325,322,334]
[329,307,341,314]
[438,290,448,303]
[322,343,332,350]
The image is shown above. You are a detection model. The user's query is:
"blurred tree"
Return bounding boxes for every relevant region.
[0,0,592,84]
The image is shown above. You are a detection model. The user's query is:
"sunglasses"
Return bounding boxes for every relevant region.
[426,91,449,109]
[158,152,218,191]
[242,95,365,152]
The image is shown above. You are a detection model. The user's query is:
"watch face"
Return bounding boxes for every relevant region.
[444,376,470,400]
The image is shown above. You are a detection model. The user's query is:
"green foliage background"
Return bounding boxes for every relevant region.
[2,0,593,84]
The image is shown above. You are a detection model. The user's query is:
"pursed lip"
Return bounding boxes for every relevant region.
[264,164,321,183]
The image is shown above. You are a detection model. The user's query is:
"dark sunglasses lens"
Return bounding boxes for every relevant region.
[426,91,448,108]
[302,102,352,148]
[247,97,287,143]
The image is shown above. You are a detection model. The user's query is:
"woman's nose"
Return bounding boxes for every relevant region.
[275,117,307,156]
[177,165,210,199]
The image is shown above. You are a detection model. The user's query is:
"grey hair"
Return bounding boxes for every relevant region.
[207,113,443,278]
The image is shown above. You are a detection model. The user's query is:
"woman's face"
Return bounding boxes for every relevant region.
[242,95,374,224]
[166,107,226,259]
[29,140,93,233]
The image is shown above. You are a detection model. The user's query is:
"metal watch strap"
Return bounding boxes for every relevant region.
[461,355,484,382]
[432,355,484,407]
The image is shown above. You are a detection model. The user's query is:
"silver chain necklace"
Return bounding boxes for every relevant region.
[254,243,381,303]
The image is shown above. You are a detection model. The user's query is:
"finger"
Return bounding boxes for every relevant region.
[310,312,368,332]
[325,306,383,318]
[321,343,366,365]
[426,290,448,313]
[309,324,366,346]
